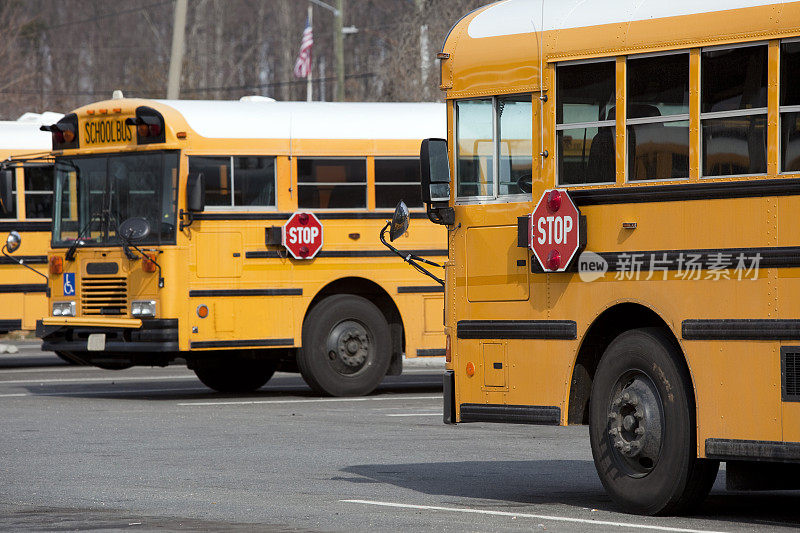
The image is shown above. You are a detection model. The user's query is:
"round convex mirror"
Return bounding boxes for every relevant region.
[5,230,21,253]
[389,201,410,242]
[118,217,151,241]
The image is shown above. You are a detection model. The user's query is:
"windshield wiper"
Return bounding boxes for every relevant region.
[65,210,105,261]
[113,217,165,288]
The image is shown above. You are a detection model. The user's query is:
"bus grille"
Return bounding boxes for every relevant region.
[81,276,127,316]
[782,347,800,401]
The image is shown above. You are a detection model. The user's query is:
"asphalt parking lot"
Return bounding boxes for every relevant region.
[1,341,798,532]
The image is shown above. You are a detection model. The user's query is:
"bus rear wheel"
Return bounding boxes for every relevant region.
[589,327,718,516]
[298,294,391,397]
[194,359,276,393]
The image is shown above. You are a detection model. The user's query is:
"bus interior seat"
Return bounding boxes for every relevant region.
[587,107,617,183]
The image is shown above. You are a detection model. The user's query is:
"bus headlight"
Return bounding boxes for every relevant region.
[52,301,76,317]
[131,300,156,317]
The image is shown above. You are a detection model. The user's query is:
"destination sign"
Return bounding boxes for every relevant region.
[83,118,134,147]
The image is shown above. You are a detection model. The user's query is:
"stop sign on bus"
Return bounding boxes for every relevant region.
[283,211,323,259]
[529,189,581,272]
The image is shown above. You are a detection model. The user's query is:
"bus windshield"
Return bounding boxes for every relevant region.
[52,151,178,247]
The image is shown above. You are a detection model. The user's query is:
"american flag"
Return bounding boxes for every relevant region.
[293,19,313,78]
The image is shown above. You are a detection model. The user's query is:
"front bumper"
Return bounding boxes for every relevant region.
[37,318,178,353]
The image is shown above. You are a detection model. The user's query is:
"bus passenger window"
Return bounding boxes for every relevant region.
[375,158,422,208]
[626,53,690,181]
[0,170,15,219]
[556,61,616,185]
[781,41,800,172]
[189,156,232,207]
[233,156,276,207]
[456,99,494,197]
[297,158,366,209]
[497,96,532,195]
[701,45,768,177]
[23,165,54,219]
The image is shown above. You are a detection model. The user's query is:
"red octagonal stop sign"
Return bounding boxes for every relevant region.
[283,211,323,259]
[529,189,581,272]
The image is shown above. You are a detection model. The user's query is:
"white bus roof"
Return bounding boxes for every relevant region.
[156,100,446,141]
[467,0,786,39]
[0,112,64,151]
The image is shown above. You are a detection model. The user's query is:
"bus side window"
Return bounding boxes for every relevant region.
[375,158,422,208]
[188,156,232,207]
[497,95,532,195]
[626,53,690,181]
[701,45,768,177]
[233,156,276,207]
[0,169,14,219]
[781,41,800,172]
[456,98,494,197]
[297,158,367,209]
[23,165,54,219]
[556,61,616,185]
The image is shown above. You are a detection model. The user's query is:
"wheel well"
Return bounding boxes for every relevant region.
[306,277,405,372]
[567,303,688,425]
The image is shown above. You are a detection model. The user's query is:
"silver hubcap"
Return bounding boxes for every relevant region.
[607,372,664,476]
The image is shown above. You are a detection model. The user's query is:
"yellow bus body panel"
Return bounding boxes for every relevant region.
[442,1,800,455]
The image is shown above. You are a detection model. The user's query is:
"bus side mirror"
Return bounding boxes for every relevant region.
[389,201,410,242]
[186,172,205,212]
[5,231,21,254]
[0,169,13,217]
[420,138,451,204]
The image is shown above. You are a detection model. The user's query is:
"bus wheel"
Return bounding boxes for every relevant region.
[194,359,276,393]
[54,351,81,365]
[298,294,391,397]
[588,328,718,516]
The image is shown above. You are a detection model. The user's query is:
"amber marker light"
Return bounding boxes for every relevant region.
[142,253,157,273]
[445,335,451,363]
[176,132,187,139]
[196,305,209,318]
[49,256,63,275]
[86,110,95,115]
[466,361,475,377]
[62,129,75,143]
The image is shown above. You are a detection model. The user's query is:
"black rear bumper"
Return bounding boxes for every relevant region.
[37,318,179,353]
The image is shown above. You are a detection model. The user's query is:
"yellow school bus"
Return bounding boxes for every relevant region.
[11,98,445,395]
[411,0,800,516]
[0,116,61,335]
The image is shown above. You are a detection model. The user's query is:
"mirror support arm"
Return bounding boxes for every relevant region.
[426,204,455,226]
[379,222,444,286]
[179,209,194,231]
[2,244,49,284]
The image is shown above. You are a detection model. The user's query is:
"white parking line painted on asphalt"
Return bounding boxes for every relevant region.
[340,500,730,533]
[0,393,27,397]
[178,394,442,406]
[386,413,441,417]
[0,374,197,385]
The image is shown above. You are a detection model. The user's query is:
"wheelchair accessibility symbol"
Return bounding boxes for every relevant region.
[63,273,75,296]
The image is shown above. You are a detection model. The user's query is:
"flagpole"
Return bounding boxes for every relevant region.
[306,4,313,102]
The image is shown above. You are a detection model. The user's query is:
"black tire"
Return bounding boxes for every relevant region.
[589,327,719,516]
[298,294,391,396]
[194,359,276,393]
[54,351,81,365]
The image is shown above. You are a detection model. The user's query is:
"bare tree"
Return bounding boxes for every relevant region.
[0,0,489,118]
